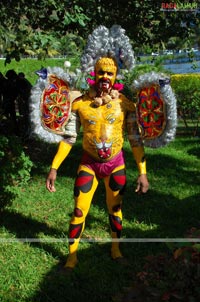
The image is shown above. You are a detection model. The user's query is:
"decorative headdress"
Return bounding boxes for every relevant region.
[81,25,135,82]
[81,25,135,105]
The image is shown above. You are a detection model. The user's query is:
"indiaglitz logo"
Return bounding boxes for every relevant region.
[161,2,198,11]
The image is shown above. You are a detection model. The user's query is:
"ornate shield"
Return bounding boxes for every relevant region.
[133,72,177,148]
[40,74,71,135]
[137,85,166,139]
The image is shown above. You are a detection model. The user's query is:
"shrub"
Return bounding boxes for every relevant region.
[171,74,200,135]
[0,135,33,207]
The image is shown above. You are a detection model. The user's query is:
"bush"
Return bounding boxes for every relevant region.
[0,135,33,207]
[171,74,200,134]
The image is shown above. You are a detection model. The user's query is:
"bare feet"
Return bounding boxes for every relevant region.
[64,253,78,269]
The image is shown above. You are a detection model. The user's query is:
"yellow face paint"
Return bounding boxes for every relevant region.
[95,57,118,89]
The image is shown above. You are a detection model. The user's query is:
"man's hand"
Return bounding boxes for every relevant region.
[135,174,149,194]
[46,168,57,192]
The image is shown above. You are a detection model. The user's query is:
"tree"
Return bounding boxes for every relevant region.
[0,0,199,63]
[0,0,89,63]
[80,0,199,52]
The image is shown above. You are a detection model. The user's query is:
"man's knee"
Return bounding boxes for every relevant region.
[109,169,126,193]
[74,170,94,197]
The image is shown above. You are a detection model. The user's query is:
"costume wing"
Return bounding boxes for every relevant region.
[132,72,177,148]
[29,67,81,143]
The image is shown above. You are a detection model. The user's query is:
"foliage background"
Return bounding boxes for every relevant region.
[0,0,199,62]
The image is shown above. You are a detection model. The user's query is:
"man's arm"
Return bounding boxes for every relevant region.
[126,110,149,194]
[46,141,72,192]
[132,146,149,194]
[46,109,81,192]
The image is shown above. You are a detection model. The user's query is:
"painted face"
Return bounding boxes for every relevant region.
[95,57,117,92]
[96,69,115,92]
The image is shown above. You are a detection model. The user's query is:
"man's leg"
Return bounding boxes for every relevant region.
[65,165,98,268]
[104,165,126,260]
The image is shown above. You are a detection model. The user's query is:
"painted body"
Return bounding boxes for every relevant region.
[72,93,135,161]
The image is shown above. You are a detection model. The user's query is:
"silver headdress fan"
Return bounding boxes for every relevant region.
[81,25,135,74]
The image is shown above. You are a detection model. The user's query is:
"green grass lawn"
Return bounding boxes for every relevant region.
[0,131,200,302]
[0,56,79,85]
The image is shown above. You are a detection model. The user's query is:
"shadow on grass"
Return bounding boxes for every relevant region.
[0,209,63,238]
[17,192,200,302]
[0,208,151,302]
[123,190,200,238]
[1,136,200,301]
[0,209,68,260]
[1,191,200,301]
[24,137,82,176]
[122,147,200,238]
[24,242,138,302]
[188,145,200,159]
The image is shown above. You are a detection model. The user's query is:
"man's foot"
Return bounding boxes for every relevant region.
[111,248,129,266]
[111,247,123,260]
[57,263,74,276]
[64,254,78,269]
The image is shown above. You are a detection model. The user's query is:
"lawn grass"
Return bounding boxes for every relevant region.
[0,130,200,302]
[0,56,79,85]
